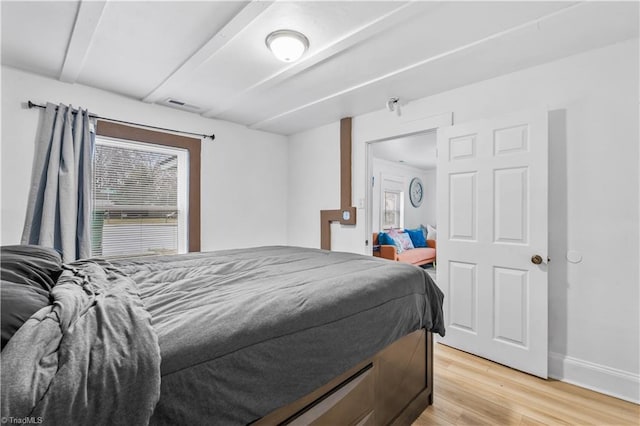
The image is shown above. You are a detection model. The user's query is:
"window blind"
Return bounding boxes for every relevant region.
[383,190,402,229]
[91,138,188,257]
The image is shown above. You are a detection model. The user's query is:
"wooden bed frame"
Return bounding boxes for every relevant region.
[254,329,433,425]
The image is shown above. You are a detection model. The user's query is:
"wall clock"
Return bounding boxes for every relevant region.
[409,177,423,207]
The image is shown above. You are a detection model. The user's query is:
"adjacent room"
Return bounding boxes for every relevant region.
[1,1,638,425]
[368,132,438,273]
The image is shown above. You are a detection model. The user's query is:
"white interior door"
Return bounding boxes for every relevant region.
[436,109,548,378]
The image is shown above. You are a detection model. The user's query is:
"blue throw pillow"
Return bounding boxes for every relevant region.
[378,232,393,246]
[406,228,427,248]
[378,232,403,252]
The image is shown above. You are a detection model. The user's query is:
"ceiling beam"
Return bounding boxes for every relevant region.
[143,0,274,104]
[248,2,583,130]
[202,1,433,119]
[59,0,107,83]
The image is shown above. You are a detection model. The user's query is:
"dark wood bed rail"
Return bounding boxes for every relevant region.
[254,329,433,425]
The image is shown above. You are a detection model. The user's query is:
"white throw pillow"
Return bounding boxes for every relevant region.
[426,224,437,240]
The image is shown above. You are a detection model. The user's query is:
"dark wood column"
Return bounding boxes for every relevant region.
[320,117,357,250]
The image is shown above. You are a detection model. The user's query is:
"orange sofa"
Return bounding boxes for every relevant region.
[373,232,436,267]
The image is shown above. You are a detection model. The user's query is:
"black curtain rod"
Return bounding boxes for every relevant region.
[27,101,215,140]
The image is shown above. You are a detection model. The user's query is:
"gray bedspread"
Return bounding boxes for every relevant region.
[111,246,445,425]
[0,260,161,425]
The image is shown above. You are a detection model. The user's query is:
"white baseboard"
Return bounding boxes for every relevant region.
[548,351,640,404]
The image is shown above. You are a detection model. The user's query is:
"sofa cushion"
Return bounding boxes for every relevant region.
[385,229,406,253]
[421,224,437,240]
[397,232,414,251]
[377,232,393,246]
[397,247,436,265]
[405,228,427,248]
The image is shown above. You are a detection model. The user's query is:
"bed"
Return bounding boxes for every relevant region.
[1,245,444,425]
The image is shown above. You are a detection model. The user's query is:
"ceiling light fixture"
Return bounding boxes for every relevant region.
[265,30,309,63]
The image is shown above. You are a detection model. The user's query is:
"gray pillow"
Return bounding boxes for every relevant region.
[0,245,61,349]
[1,245,62,291]
[1,281,50,349]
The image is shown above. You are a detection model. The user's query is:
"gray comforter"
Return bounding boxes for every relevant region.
[0,260,161,425]
[111,246,445,425]
[1,246,444,426]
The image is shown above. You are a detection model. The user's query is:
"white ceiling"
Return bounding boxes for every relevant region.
[372,132,437,171]
[2,1,638,135]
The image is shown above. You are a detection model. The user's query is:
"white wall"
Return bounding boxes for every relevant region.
[287,39,640,402]
[371,158,435,231]
[286,121,340,248]
[423,169,436,228]
[1,66,289,251]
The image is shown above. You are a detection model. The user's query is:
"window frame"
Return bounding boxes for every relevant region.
[382,189,404,230]
[96,121,201,252]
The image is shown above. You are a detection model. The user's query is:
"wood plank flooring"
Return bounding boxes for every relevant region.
[414,343,639,426]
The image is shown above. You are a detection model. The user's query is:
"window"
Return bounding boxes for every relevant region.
[93,121,201,257]
[382,190,404,229]
[92,138,188,256]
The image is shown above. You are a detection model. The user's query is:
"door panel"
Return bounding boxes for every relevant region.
[493,266,528,347]
[494,167,528,244]
[437,109,548,378]
[449,134,477,160]
[494,124,529,155]
[449,261,478,334]
[449,172,477,240]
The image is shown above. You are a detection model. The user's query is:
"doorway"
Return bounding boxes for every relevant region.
[365,130,438,257]
[364,109,549,378]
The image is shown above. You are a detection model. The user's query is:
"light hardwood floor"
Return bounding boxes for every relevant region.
[414,343,639,426]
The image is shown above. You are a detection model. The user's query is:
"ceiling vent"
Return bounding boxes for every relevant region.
[160,98,203,113]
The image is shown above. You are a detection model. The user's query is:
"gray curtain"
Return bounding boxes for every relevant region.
[22,103,95,262]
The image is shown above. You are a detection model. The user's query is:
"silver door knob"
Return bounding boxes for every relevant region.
[531,255,543,265]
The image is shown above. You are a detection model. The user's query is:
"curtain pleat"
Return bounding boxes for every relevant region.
[21,103,95,262]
